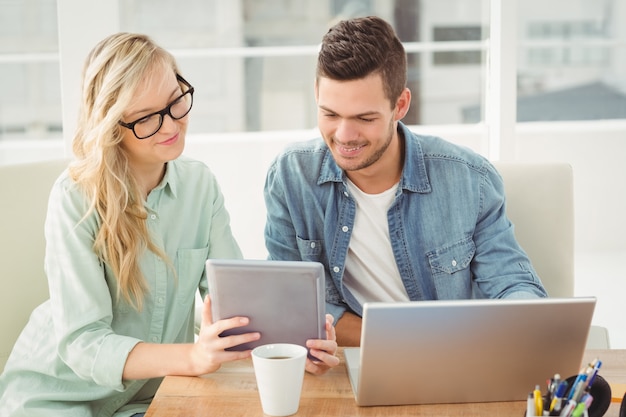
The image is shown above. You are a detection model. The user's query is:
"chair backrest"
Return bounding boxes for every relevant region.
[493,162,611,348]
[0,159,68,372]
[492,162,575,298]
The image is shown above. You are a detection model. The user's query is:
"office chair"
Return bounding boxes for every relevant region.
[0,159,68,372]
[493,162,610,349]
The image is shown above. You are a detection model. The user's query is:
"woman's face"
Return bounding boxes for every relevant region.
[119,65,189,171]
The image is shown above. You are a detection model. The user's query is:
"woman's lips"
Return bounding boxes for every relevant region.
[159,133,178,146]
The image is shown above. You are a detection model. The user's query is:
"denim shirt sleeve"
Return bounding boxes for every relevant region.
[264,145,351,322]
[264,160,301,262]
[469,162,547,299]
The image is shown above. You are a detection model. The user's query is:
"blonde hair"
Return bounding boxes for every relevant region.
[69,33,179,310]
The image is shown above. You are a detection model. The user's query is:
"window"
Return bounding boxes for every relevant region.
[1,0,625,147]
[517,1,626,121]
[0,0,61,140]
[433,26,482,66]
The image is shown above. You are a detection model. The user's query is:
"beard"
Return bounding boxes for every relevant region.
[333,118,396,172]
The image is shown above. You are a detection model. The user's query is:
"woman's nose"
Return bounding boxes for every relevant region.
[159,113,178,134]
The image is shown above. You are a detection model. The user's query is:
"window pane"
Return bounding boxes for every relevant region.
[517,0,626,122]
[0,0,61,141]
[422,0,486,125]
[433,26,482,66]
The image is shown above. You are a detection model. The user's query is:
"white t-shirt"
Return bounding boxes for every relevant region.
[342,179,410,305]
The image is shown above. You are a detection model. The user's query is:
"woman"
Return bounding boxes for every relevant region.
[0,33,338,417]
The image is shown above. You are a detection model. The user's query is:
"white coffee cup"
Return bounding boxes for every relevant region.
[251,343,307,416]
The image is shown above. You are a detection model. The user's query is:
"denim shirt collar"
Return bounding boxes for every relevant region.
[317,121,432,194]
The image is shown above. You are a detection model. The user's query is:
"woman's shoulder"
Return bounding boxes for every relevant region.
[169,155,215,179]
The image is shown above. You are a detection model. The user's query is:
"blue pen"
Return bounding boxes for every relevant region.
[571,374,587,403]
[567,373,587,401]
[586,360,602,389]
[550,380,569,413]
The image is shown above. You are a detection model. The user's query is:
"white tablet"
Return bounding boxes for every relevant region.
[206,259,326,351]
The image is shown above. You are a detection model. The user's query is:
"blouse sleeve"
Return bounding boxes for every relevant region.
[44,175,140,389]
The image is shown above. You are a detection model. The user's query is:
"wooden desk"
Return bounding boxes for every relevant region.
[145,349,626,417]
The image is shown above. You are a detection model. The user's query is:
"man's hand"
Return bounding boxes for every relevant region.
[334,311,362,347]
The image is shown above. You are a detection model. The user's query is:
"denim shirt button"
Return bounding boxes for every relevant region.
[341,226,349,232]
[451,259,457,267]
[310,242,316,248]
[333,266,340,273]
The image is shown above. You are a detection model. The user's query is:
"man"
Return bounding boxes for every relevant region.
[263,16,547,346]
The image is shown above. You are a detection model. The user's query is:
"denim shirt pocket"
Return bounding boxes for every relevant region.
[296,236,323,261]
[427,237,475,276]
[176,246,210,306]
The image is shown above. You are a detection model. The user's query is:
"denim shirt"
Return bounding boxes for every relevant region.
[264,122,547,321]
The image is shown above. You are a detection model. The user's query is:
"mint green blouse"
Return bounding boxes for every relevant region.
[0,156,242,416]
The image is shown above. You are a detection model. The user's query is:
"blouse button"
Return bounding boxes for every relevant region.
[310,242,316,249]
[333,266,340,273]
[451,259,457,267]
[342,226,349,232]
[150,214,157,220]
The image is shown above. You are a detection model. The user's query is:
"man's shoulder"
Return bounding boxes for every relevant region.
[406,129,489,170]
[271,137,328,169]
[280,137,327,156]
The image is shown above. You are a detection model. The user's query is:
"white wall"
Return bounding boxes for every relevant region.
[516,122,626,253]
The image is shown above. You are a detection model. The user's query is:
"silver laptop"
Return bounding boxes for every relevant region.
[344,297,596,406]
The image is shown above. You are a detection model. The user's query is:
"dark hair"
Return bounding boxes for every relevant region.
[316,16,407,107]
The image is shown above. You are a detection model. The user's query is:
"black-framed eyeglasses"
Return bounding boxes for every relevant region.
[119,74,194,140]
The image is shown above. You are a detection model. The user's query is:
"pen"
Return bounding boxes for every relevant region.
[534,384,544,416]
[570,402,586,417]
[567,373,587,401]
[586,360,602,390]
[559,399,576,417]
[570,375,587,403]
[550,380,569,413]
[580,393,593,410]
[528,392,537,417]
[550,374,561,394]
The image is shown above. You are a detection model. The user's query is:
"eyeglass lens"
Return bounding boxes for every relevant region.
[133,90,193,139]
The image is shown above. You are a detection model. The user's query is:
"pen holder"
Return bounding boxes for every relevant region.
[570,374,611,417]
[524,374,611,417]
